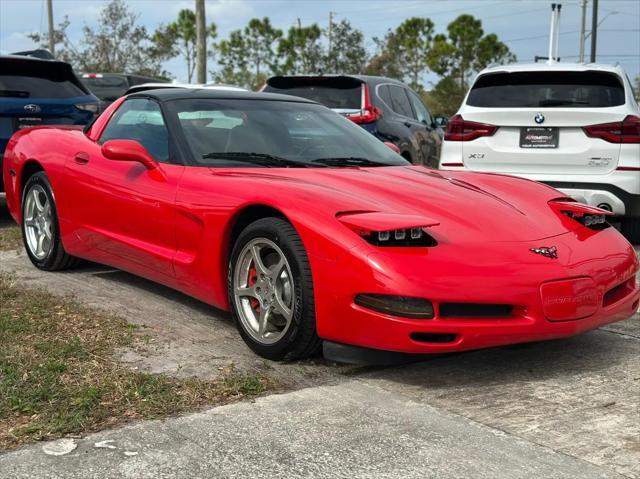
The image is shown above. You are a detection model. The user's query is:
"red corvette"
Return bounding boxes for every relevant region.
[3,89,639,360]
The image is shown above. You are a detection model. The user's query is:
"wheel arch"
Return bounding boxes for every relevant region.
[20,160,45,197]
[220,203,290,304]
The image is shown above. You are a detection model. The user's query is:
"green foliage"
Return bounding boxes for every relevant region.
[423,76,468,117]
[276,24,324,76]
[367,18,434,90]
[324,19,368,74]
[71,0,170,77]
[428,14,515,89]
[214,17,281,89]
[154,9,217,82]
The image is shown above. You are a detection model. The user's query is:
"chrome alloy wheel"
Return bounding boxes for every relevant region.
[233,238,295,345]
[23,185,53,260]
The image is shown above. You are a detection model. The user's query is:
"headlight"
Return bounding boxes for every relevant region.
[360,228,436,247]
[355,294,434,319]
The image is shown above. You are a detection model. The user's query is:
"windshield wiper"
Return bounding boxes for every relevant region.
[311,157,384,167]
[201,152,308,168]
[539,99,588,107]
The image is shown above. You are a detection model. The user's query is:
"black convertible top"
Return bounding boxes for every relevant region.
[129,88,317,104]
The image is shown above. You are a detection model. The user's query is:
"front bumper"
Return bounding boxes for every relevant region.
[313,227,639,354]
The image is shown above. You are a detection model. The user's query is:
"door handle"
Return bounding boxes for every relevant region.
[74,152,89,165]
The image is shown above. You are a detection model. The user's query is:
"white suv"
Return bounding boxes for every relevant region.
[439,62,640,243]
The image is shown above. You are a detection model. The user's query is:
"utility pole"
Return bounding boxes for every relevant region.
[579,0,587,62]
[590,0,598,62]
[46,0,55,57]
[328,11,334,71]
[195,0,206,84]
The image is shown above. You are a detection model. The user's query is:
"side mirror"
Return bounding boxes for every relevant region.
[434,116,448,128]
[101,139,159,170]
[383,141,400,154]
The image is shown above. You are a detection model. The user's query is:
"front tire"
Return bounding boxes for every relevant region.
[21,172,78,270]
[228,217,321,360]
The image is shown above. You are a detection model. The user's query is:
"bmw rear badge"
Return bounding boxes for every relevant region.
[530,246,558,259]
[534,113,545,124]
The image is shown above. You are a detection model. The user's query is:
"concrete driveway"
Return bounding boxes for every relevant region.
[0,207,638,478]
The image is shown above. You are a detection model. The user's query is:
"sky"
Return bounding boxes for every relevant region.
[1,0,638,87]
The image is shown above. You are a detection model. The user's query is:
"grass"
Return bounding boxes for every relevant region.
[0,273,273,450]
[0,224,22,252]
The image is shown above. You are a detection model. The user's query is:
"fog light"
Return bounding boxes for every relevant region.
[355,294,434,319]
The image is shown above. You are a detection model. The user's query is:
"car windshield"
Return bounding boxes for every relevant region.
[167,98,408,168]
[467,71,625,108]
[82,76,129,101]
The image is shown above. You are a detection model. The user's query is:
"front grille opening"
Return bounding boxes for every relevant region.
[439,303,513,318]
[603,278,635,307]
[410,332,457,343]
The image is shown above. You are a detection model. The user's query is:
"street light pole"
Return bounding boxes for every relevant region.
[579,0,587,62]
[195,0,206,83]
[47,0,55,57]
[590,0,598,62]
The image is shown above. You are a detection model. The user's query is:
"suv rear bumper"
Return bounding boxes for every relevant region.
[542,181,640,218]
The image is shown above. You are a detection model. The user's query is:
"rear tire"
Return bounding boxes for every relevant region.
[21,172,79,271]
[228,217,321,360]
[621,217,640,245]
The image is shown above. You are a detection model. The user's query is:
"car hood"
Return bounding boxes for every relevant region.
[210,165,576,244]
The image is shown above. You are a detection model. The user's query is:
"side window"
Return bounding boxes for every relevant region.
[407,90,433,125]
[99,98,170,163]
[377,84,392,108]
[388,85,414,118]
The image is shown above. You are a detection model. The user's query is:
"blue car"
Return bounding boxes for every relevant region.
[0,54,99,192]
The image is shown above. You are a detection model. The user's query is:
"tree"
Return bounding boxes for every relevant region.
[324,19,367,74]
[395,18,435,90]
[428,15,515,89]
[213,18,281,89]
[365,34,403,79]
[364,18,434,90]
[154,9,216,83]
[67,0,169,77]
[276,24,323,75]
[244,17,282,79]
[214,30,253,88]
[27,16,75,63]
[423,76,467,117]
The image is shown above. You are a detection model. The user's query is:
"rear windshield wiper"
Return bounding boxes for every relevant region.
[0,90,30,98]
[311,157,384,167]
[201,152,308,168]
[538,99,589,107]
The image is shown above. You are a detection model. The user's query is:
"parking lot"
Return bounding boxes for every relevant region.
[0,207,638,478]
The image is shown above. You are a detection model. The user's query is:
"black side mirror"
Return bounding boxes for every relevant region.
[434,116,448,128]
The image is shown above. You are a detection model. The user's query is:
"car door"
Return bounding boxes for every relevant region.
[64,97,184,280]
[387,85,430,165]
[406,89,442,168]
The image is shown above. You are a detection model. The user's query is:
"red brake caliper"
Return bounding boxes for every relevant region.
[248,265,260,312]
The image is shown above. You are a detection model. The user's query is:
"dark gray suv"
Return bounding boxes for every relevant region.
[263,75,443,167]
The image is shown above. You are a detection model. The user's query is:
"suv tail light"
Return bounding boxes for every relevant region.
[345,83,382,124]
[583,115,640,143]
[444,114,497,141]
